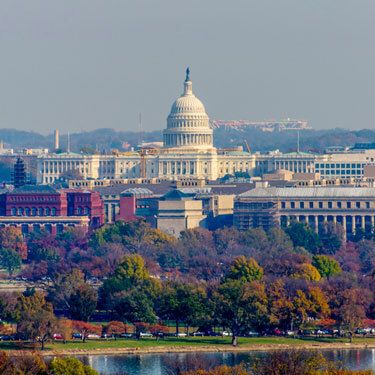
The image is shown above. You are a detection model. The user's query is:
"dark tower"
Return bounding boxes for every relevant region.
[13,157,26,188]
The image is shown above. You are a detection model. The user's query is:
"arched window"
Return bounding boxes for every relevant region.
[77,206,83,215]
[31,207,37,216]
[51,207,56,216]
[25,207,31,216]
[18,208,24,216]
[11,207,17,216]
[38,207,44,216]
[84,207,90,215]
[45,207,51,216]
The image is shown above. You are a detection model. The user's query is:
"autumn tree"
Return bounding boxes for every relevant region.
[0,226,27,259]
[49,357,98,375]
[15,291,57,350]
[72,321,102,343]
[312,255,342,279]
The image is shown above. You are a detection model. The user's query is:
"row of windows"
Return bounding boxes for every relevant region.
[281,201,371,209]
[9,196,58,202]
[11,207,57,216]
[315,163,363,169]
[317,170,363,175]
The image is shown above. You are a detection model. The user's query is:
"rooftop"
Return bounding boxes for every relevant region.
[238,186,375,198]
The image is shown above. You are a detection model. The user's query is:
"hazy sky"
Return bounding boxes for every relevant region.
[0,0,374,134]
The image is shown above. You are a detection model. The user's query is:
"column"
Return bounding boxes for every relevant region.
[342,216,347,236]
[361,216,365,232]
[371,216,374,233]
[351,216,356,235]
[286,216,290,226]
[333,216,337,224]
[314,216,318,234]
[305,216,309,225]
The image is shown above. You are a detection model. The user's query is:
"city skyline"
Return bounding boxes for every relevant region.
[0,0,374,134]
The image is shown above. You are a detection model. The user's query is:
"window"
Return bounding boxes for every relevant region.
[290,202,295,209]
[319,202,323,209]
[51,207,56,216]
[299,202,304,209]
[337,202,342,209]
[328,202,333,209]
[347,202,351,208]
[366,202,370,209]
[356,202,361,209]
[309,202,314,209]
[281,202,286,209]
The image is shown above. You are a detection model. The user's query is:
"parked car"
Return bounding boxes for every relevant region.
[0,335,13,341]
[193,331,205,337]
[247,331,259,337]
[87,334,100,340]
[273,328,283,336]
[72,333,82,339]
[120,333,134,338]
[139,332,153,338]
[175,332,187,337]
[285,330,296,336]
[221,331,232,337]
[53,333,64,340]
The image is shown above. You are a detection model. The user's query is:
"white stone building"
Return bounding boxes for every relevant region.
[36,69,375,184]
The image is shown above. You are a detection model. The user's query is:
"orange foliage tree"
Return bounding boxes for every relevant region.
[72,321,102,343]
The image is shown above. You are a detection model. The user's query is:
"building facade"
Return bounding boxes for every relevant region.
[234,186,375,239]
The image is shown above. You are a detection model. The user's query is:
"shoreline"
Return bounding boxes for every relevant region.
[6,341,375,357]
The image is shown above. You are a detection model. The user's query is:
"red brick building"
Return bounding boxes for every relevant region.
[0,186,104,234]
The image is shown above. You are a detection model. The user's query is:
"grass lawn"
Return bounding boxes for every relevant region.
[0,336,374,352]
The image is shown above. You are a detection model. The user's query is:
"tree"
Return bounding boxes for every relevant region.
[225,256,263,283]
[0,226,27,259]
[312,255,342,279]
[100,254,160,313]
[291,263,321,281]
[0,248,21,276]
[56,318,73,344]
[286,222,321,253]
[214,279,268,346]
[319,222,345,254]
[157,282,208,334]
[49,357,98,375]
[72,321,102,343]
[15,291,56,350]
[68,284,97,321]
[47,269,97,320]
[104,321,130,338]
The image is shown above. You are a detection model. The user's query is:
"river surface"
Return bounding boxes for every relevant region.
[77,349,375,375]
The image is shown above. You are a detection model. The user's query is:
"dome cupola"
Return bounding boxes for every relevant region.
[163,68,213,151]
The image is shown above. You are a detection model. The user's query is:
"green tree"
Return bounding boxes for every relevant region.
[214,280,268,346]
[48,269,97,321]
[100,255,160,325]
[285,222,321,253]
[157,282,208,334]
[0,248,21,276]
[49,357,98,375]
[225,256,263,282]
[312,255,342,279]
[68,284,97,321]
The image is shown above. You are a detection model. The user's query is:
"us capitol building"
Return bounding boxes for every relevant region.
[37,69,375,184]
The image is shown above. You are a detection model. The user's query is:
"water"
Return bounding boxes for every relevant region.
[77,349,375,375]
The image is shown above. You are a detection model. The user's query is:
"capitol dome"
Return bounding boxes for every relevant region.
[163,68,214,150]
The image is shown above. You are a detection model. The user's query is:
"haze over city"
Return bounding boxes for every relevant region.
[1,0,374,134]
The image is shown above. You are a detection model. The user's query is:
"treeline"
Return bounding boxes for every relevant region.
[0,220,373,347]
[2,127,375,153]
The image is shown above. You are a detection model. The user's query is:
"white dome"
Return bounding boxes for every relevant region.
[163,69,213,150]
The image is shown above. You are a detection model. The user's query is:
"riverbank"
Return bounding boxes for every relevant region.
[2,336,375,357]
